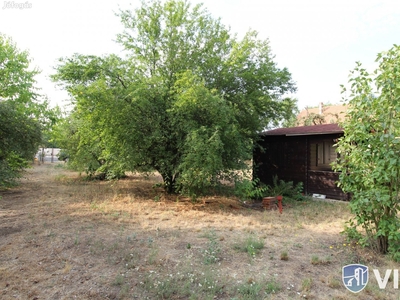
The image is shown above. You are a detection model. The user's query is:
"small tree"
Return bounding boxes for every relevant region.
[333,45,400,260]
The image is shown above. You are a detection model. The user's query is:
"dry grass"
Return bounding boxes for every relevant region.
[0,164,396,299]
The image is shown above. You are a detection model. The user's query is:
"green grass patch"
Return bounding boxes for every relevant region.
[233,235,264,258]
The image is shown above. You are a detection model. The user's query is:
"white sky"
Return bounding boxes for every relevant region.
[1,0,399,110]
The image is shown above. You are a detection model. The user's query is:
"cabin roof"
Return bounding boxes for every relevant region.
[262,123,343,136]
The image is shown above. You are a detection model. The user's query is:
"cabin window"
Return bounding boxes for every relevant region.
[310,140,336,170]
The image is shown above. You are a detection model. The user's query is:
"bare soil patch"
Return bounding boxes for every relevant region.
[0,164,396,299]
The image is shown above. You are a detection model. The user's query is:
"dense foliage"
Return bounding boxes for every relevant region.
[0,34,39,107]
[0,34,44,187]
[334,45,400,259]
[0,102,41,187]
[52,0,296,194]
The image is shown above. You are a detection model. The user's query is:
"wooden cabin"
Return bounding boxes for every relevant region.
[254,124,349,200]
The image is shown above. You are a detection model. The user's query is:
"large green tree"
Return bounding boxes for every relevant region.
[53,0,296,193]
[334,45,400,259]
[0,34,43,187]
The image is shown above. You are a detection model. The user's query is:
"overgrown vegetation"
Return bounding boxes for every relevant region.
[0,102,41,187]
[334,45,400,260]
[265,175,304,199]
[234,178,266,201]
[234,176,304,202]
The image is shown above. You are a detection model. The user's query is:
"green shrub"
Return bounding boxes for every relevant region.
[0,152,30,188]
[333,45,400,259]
[266,175,304,200]
[57,150,69,162]
[234,178,267,201]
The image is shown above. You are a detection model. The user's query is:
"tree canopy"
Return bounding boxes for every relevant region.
[0,34,39,106]
[52,0,297,194]
[334,45,400,259]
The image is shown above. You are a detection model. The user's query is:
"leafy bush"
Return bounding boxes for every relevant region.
[0,152,30,188]
[234,178,267,201]
[57,150,69,162]
[265,176,304,200]
[0,101,41,188]
[333,45,400,259]
[234,176,304,202]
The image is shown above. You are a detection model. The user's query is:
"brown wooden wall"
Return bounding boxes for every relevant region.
[254,135,307,190]
[254,133,349,200]
[308,170,348,200]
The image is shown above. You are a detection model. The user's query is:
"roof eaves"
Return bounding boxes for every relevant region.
[285,131,343,136]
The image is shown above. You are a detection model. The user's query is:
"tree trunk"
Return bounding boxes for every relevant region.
[160,171,178,194]
[165,176,175,194]
[377,235,388,254]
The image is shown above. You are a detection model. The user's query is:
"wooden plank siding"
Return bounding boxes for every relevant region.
[254,133,349,200]
[306,134,349,200]
[254,135,307,191]
[308,170,348,200]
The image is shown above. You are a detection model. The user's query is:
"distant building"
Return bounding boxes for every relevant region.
[297,102,348,126]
